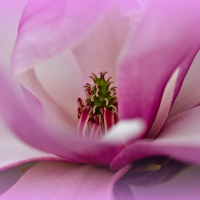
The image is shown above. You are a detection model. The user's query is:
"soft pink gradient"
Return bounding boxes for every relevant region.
[0,162,132,200]
[11,0,114,76]
[0,124,63,172]
[118,0,200,130]
[0,0,29,69]
[1,0,200,199]
[111,106,200,170]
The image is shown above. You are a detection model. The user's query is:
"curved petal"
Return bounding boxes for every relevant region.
[72,4,130,83]
[11,0,114,76]
[118,0,140,16]
[21,86,44,121]
[0,161,132,200]
[0,126,61,171]
[118,0,200,130]
[19,69,78,128]
[103,118,146,144]
[111,106,200,170]
[147,68,179,138]
[34,50,85,126]
[170,51,200,117]
[0,0,28,68]
[114,181,135,200]
[0,162,35,195]
[19,50,85,128]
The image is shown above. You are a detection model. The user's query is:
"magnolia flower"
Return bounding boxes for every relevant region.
[1,0,200,199]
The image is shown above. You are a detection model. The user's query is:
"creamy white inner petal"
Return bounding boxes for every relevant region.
[103,119,146,144]
[72,4,131,84]
[170,50,200,117]
[147,68,180,138]
[34,50,84,126]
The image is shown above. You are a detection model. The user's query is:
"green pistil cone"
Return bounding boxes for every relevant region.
[89,72,117,115]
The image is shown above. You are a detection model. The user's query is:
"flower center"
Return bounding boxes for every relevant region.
[77,72,118,140]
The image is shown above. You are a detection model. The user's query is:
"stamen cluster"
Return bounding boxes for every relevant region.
[77,72,118,139]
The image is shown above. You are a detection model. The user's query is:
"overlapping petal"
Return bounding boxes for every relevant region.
[170,51,200,117]
[0,161,132,200]
[0,125,61,171]
[147,68,179,138]
[0,0,28,68]
[34,51,85,126]
[111,106,200,170]
[0,163,35,195]
[72,4,130,83]
[11,0,114,76]
[12,0,128,131]
[19,55,83,128]
[118,0,200,131]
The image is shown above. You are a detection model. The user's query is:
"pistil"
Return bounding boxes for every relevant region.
[77,72,118,140]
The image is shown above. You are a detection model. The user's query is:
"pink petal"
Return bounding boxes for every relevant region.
[133,166,200,200]
[21,86,44,120]
[0,124,62,171]
[20,69,78,128]
[0,163,36,195]
[0,161,132,200]
[170,52,200,117]
[118,0,200,130]
[118,0,140,17]
[147,68,179,138]
[111,106,200,170]
[11,0,113,76]
[0,0,28,68]
[0,69,122,166]
[19,51,85,128]
[114,181,135,200]
[72,4,130,83]
[34,50,85,126]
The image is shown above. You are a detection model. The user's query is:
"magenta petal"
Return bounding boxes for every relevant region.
[111,107,200,170]
[11,0,113,76]
[118,0,200,129]
[0,161,131,200]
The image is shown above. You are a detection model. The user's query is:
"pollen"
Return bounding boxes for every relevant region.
[77,72,118,140]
